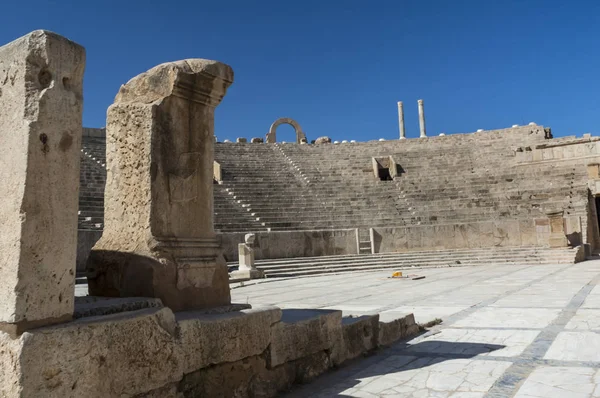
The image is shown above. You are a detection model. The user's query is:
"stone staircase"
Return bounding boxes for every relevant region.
[231,246,582,278]
[79,137,106,231]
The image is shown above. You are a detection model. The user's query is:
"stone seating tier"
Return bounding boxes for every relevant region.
[77,125,590,235]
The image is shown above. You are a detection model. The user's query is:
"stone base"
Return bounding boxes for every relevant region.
[230,268,265,280]
[0,304,419,397]
[548,235,568,248]
[86,249,231,312]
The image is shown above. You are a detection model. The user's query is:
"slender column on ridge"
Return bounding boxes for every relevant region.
[418,99,427,138]
[397,101,406,139]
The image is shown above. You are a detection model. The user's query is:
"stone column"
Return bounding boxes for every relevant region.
[0,30,85,334]
[87,59,233,311]
[397,101,406,139]
[418,99,427,138]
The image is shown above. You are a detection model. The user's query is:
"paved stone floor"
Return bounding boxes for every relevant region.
[231,260,600,397]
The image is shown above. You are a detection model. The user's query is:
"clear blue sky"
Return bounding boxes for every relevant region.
[2,0,599,142]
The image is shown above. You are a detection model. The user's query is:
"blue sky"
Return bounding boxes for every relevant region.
[1,0,599,142]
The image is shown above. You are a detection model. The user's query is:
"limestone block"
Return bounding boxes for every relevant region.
[0,30,85,330]
[535,219,551,246]
[230,268,265,280]
[314,136,331,144]
[519,219,538,246]
[432,224,455,249]
[236,137,247,143]
[454,224,470,248]
[493,221,521,247]
[177,305,281,374]
[476,222,496,247]
[335,315,379,365]
[378,313,419,347]
[88,59,233,311]
[406,226,423,250]
[565,216,583,246]
[587,163,600,179]
[239,242,254,269]
[269,309,343,368]
[213,160,222,183]
[180,350,331,398]
[548,212,568,248]
[0,308,184,398]
[250,137,264,143]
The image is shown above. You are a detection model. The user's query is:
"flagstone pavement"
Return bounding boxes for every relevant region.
[231,260,600,397]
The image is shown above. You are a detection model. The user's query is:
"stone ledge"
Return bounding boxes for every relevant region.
[177,304,281,373]
[0,304,418,397]
[73,296,163,319]
[378,313,420,347]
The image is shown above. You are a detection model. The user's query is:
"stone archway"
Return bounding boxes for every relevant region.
[265,117,307,144]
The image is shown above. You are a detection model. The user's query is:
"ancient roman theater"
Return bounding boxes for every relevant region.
[3,30,600,397]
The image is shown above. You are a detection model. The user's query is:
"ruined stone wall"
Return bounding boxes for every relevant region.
[219,229,358,261]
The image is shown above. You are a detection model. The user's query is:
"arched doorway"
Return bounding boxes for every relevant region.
[265,117,307,144]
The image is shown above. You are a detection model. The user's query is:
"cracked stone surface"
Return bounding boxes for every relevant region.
[251,260,600,397]
[513,366,600,398]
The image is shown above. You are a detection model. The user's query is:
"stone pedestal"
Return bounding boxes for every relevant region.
[0,30,85,334]
[230,234,264,280]
[87,59,233,311]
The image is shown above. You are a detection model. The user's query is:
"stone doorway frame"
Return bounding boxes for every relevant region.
[265,117,307,144]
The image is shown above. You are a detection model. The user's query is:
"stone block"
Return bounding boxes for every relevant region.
[314,136,331,144]
[236,137,247,143]
[179,350,331,398]
[378,313,420,347]
[335,315,379,365]
[0,308,184,398]
[230,268,265,280]
[535,219,551,246]
[565,216,583,246]
[519,219,537,246]
[0,30,85,331]
[177,305,281,373]
[268,309,343,368]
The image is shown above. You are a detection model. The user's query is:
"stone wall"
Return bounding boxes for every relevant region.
[219,229,358,261]
[0,304,419,397]
[371,219,557,253]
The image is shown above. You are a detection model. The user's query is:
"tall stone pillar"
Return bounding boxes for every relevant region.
[418,99,427,138]
[87,59,233,311]
[0,31,85,334]
[397,101,406,139]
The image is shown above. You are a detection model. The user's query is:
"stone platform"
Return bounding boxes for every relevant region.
[228,260,600,397]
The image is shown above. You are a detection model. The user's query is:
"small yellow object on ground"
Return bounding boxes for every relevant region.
[392,271,403,278]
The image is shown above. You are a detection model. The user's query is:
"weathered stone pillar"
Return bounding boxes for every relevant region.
[397,101,406,139]
[418,99,427,138]
[87,59,233,311]
[0,30,85,334]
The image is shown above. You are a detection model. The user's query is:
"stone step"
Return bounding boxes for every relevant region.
[228,247,579,278]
